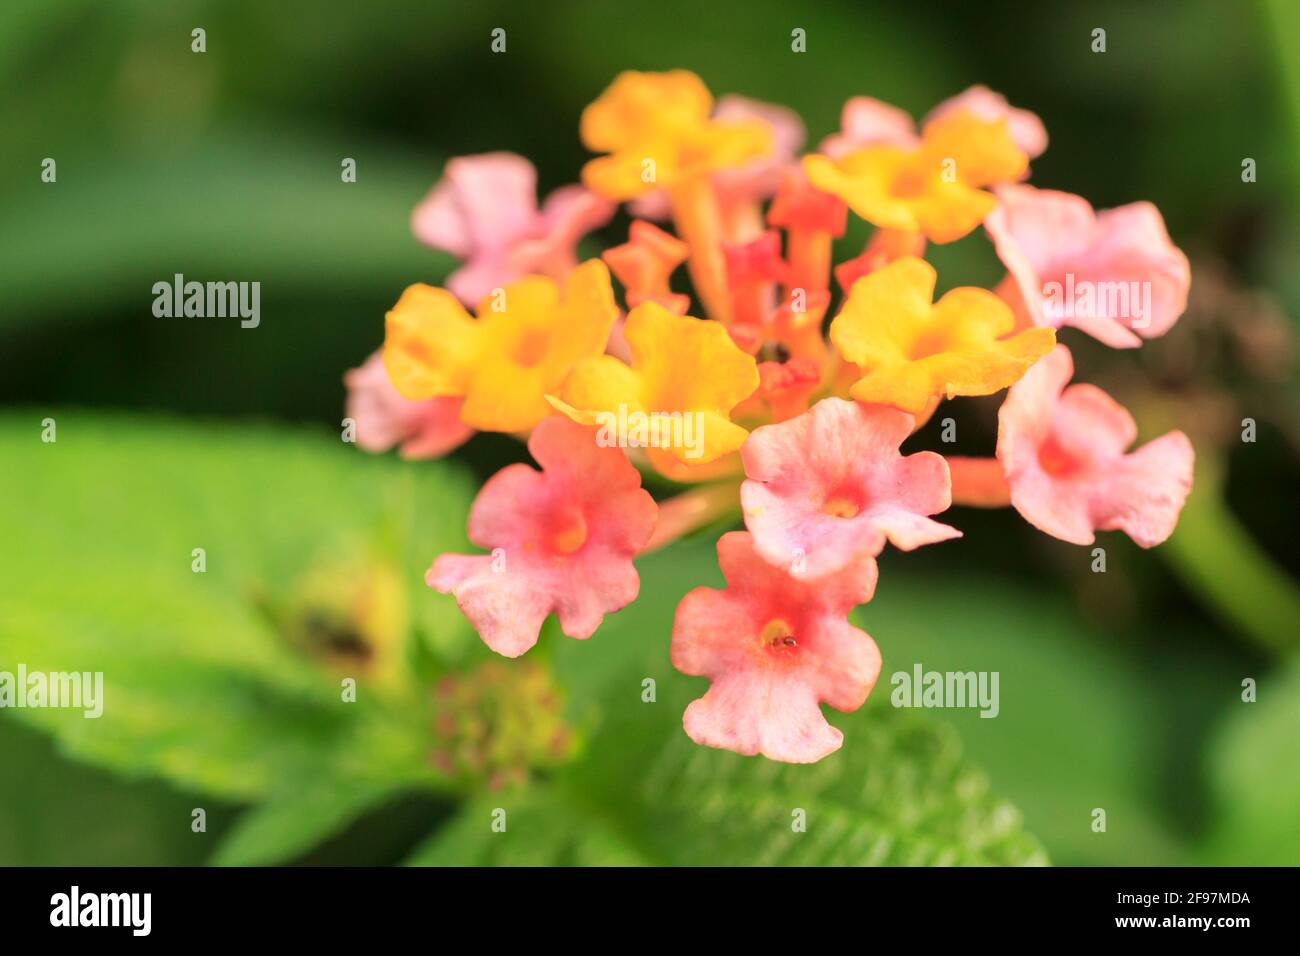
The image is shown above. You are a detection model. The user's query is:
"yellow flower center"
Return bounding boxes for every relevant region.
[512,328,551,367]
[548,509,588,555]
[760,618,797,649]
[822,496,861,519]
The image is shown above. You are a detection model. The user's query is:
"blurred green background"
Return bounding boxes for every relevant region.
[2,0,1298,866]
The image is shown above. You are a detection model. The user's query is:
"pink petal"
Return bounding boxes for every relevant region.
[1092,431,1194,548]
[713,94,806,206]
[512,184,616,279]
[741,398,958,578]
[429,417,656,655]
[924,85,1047,159]
[411,153,587,306]
[820,96,919,157]
[343,351,473,459]
[682,668,846,763]
[671,532,882,764]
[412,152,539,254]
[997,344,1194,547]
[986,184,1190,347]
[427,554,554,658]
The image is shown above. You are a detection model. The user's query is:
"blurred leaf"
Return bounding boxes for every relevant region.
[853,567,1192,866]
[0,412,475,800]
[211,775,399,867]
[1200,656,1300,864]
[404,787,648,867]
[0,131,449,330]
[0,717,236,866]
[567,698,1047,866]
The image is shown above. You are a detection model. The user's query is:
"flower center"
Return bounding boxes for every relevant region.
[908,325,953,360]
[760,618,797,649]
[822,496,861,519]
[513,328,551,367]
[1037,434,1084,476]
[547,509,588,554]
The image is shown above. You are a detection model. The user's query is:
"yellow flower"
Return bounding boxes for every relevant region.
[548,302,760,465]
[580,70,772,201]
[383,260,617,432]
[830,257,1055,414]
[803,112,1027,243]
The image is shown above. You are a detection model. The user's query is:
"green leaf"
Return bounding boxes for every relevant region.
[0,412,475,801]
[1200,657,1300,865]
[0,132,449,331]
[850,572,1192,866]
[211,776,400,867]
[404,788,649,867]
[564,689,1047,867]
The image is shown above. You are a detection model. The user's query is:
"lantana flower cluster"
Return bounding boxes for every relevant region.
[347,71,1194,764]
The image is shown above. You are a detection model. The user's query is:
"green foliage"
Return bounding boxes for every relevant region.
[853,573,1192,865]
[211,775,400,867]
[1200,658,1300,865]
[405,788,649,867]
[0,414,475,810]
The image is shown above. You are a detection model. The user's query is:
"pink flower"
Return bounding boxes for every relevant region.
[997,345,1194,547]
[629,95,806,231]
[344,351,473,458]
[671,531,882,763]
[819,96,918,157]
[820,86,1045,159]
[428,417,657,657]
[740,398,959,579]
[412,152,615,305]
[923,85,1047,159]
[986,184,1191,348]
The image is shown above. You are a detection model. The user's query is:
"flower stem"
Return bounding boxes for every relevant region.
[946,456,1012,508]
[785,228,833,294]
[669,177,733,324]
[642,481,740,554]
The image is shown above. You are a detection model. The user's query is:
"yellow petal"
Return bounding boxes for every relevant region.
[803,150,920,233]
[557,302,759,465]
[465,261,618,432]
[909,180,999,244]
[383,284,480,400]
[554,355,648,418]
[582,146,677,201]
[830,256,937,368]
[920,112,1028,188]
[581,70,714,152]
[625,303,758,417]
[831,257,1056,413]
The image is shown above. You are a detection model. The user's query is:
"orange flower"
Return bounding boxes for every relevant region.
[803,112,1027,243]
[580,70,772,201]
[549,301,760,465]
[383,260,617,432]
[830,257,1055,414]
[602,220,690,313]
